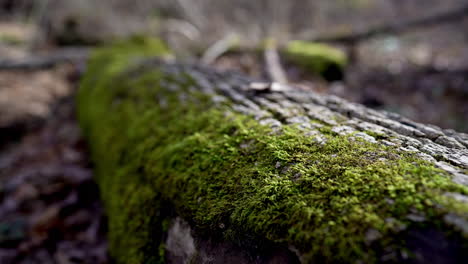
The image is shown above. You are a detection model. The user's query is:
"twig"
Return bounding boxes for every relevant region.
[0,48,90,70]
[263,38,288,84]
[200,34,238,65]
[165,19,200,41]
[28,0,51,50]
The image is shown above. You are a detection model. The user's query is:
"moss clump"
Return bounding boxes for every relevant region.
[78,36,171,263]
[284,41,347,81]
[78,39,468,263]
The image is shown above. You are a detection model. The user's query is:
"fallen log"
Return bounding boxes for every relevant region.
[77,38,468,264]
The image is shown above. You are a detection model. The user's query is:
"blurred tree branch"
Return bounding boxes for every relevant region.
[28,0,50,50]
[201,33,238,65]
[311,3,468,45]
[264,38,288,84]
[0,48,89,70]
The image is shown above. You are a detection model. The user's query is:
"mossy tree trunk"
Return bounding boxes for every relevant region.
[78,39,468,264]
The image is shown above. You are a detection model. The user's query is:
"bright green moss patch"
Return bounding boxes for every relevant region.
[78,40,468,263]
[284,41,347,81]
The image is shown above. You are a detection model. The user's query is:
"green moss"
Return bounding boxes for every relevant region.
[78,39,468,263]
[364,130,389,140]
[284,41,347,81]
[78,37,171,263]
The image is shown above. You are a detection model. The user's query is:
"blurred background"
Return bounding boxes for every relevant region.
[1,0,468,263]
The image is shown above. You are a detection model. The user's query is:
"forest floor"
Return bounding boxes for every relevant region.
[0,66,110,263]
[0,23,110,261]
[0,21,467,263]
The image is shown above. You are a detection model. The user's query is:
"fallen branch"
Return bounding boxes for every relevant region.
[0,47,90,70]
[200,33,238,65]
[311,3,468,44]
[264,38,288,83]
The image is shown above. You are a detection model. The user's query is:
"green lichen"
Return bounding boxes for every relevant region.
[78,39,468,263]
[284,41,348,81]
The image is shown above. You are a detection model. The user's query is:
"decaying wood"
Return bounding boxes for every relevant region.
[153,60,468,173]
[82,58,468,263]
[150,60,468,234]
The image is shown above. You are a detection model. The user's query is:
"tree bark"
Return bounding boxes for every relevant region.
[78,44,468,264]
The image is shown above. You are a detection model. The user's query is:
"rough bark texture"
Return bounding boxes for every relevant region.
[78,39,468,264]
